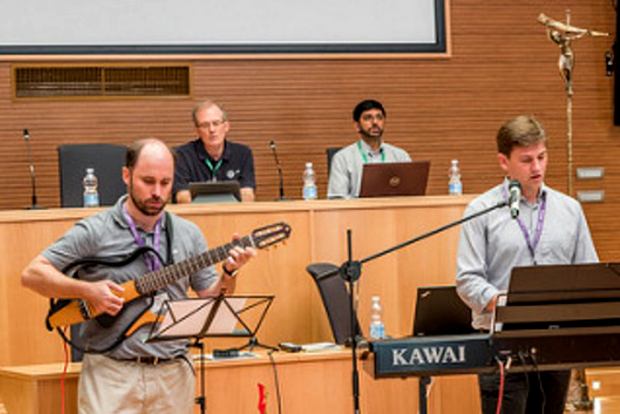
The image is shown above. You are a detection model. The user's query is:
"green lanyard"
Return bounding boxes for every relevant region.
[204,158,223,181]
[357,140,385,163]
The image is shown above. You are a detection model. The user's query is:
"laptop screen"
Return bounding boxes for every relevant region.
[189,181,241,203]
[412,286,474,337]
[359,161,430,198]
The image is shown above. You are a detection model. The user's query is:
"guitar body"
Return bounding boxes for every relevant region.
[47,279,141,329]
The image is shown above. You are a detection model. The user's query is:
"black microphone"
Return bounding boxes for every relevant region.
[269,141,289,201]
[23,129,45,210]
[509,180,521,219]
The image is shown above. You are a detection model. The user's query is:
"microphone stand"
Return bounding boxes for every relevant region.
[269,141,291,201]
[314,199,509,414]
[23,129,45,210]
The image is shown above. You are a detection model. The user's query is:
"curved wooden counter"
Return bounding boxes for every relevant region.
[0,195,473,366]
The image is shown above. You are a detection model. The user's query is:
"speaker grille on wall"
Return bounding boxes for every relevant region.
[12,63,191,99]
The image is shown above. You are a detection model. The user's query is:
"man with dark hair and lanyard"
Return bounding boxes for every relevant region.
[174,99,256,203]
[456,115,598,414]
[327,99,411,199]
[22,138,257,413]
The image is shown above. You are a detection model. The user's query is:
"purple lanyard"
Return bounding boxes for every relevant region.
[122,204,163,272]
[502,185,547,260]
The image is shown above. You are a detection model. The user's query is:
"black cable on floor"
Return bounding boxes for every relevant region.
[267,350,283,414]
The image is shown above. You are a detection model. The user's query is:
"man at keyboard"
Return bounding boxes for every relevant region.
[456,116,598,414]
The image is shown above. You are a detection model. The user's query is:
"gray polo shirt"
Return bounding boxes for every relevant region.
[327,139,411,199]
[456,180,599,330]
[43,195,218,359]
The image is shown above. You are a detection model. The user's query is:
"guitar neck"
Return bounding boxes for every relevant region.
[134,235,254,295]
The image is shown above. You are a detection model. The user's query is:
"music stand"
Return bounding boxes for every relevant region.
[147,294,274,414]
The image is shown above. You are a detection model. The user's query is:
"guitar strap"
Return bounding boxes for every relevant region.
[164,211,174,265]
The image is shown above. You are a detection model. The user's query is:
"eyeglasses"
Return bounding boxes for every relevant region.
[361,114,385,122]
[197,119,225,129]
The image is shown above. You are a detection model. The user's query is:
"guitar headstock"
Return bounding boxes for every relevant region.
[252,222,292,250]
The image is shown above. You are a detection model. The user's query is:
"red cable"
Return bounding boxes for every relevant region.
[60,327,70,414]
[495,359,505,414]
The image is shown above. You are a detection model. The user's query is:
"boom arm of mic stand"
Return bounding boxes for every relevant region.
[359,199,508,266]
[313,199,508,282]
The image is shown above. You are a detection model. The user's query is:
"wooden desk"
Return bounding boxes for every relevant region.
[0,196,472,367]
[0,350,481,414]
[0,363,80,414]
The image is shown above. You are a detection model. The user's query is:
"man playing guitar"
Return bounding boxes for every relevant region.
[22,138,257,413]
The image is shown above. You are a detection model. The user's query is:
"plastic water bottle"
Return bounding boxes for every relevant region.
[302,162,318,200]
[369,296,385,340]
[448,159,463,195]
[83,167,100,207]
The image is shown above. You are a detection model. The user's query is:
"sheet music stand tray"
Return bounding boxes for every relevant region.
[493,262,620,334]
[146,294,274,414]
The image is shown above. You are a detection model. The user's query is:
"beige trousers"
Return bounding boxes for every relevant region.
[78,354,194,414]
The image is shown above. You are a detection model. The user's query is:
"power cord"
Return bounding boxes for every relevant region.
[60,327,70,414]
[267,350,283,414]
[530,352,546,414]
[494,357,506,414]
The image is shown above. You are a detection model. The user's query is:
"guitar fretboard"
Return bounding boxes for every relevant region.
[134,235,254,294]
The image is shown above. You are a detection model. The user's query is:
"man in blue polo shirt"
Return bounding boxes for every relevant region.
[174,100,256,202]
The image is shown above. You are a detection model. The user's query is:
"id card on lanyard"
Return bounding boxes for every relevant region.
[357,140,385,163]
[204,158,223,182]
[122,204,164,272]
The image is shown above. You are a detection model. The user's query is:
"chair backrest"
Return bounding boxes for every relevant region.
[306,263,362,344]
[326,147,342,175]
[58,143,127,207]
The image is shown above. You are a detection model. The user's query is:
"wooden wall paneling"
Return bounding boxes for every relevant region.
[0,1,618,252]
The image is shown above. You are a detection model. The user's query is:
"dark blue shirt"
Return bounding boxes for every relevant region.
[173,139,256,199]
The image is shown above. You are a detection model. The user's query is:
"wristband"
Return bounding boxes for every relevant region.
[222,264,239,278]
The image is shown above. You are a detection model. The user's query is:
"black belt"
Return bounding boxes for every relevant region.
[119,355,184,365]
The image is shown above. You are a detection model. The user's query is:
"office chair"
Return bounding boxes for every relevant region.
[58,143,127,207]
[306,263,362,345]
[326,147,342,175]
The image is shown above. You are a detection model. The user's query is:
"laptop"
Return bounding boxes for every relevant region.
[359,161,430,198]
[412,286,475,337]
[189,181,241,203]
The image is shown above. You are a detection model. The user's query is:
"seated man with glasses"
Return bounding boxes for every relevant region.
[173,99,256,202]
[327,99,411,199]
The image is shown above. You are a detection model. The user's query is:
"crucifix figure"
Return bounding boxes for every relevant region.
[539,11,608,96]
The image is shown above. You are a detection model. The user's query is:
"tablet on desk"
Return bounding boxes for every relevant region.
[189,181,241,203]
[358,161,430,198]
